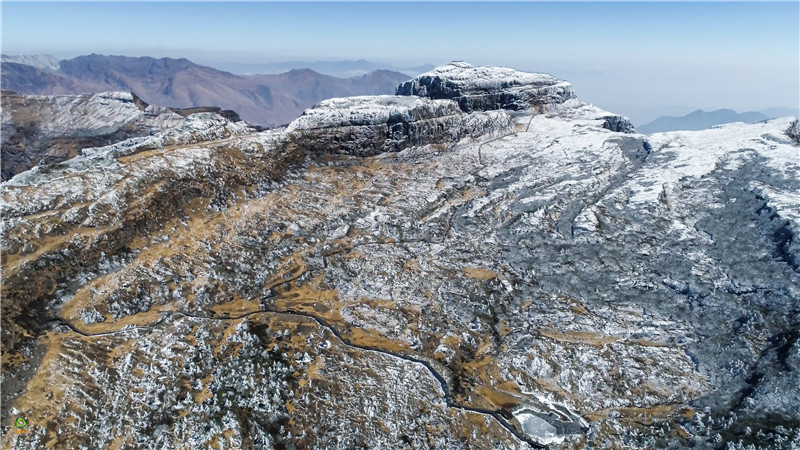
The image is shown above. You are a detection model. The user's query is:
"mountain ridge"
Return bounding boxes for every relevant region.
[0,54,61,71]
[213,58,435,77]
[0,90,249,181]
[638,108,776,134]
[1,54,412,126]
[2,62,798,449]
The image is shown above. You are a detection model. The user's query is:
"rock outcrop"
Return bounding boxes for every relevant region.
[168,105,243,122]
[396,61,577,113]
[287,95,511,156]
[2,63,798,449]
[601,114,636,133]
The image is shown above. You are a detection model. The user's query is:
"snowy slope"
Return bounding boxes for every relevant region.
[2,64,799,450]
[1,91,189,180]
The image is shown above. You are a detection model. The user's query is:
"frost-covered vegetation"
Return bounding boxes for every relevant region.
[785,119,800,145]
[3,63,799,449]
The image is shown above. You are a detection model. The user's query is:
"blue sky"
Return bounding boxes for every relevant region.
[2,2,798,119]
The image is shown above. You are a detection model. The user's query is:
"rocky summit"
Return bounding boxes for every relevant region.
[1,62,798,449]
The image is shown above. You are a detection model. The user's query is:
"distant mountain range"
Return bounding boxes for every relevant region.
[0,54,414,126]
[637,108,797,134]
[214,59,435,77]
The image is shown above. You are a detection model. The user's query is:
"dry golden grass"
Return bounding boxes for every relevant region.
[463,267,499,280]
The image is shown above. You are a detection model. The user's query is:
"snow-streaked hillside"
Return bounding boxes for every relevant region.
[1,91,196,181]
[2,63,798,449]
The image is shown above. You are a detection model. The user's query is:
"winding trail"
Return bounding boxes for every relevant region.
[53,303,549,448]
[473,113,535,174]
[45,115,589,448]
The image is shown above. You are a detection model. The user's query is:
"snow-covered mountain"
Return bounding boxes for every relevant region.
[2,62,798,449]
[0,91,244,181]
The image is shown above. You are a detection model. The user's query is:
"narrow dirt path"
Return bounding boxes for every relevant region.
[52,305,547,449]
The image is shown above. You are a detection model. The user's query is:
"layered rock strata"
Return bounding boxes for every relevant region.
[396,61,577,113]
[287,95,511,156]
[397,62,634,133]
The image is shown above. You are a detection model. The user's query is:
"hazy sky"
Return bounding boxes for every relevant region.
[2,1,798,118]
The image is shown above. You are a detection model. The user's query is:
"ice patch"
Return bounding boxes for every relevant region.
[513,410,564,445]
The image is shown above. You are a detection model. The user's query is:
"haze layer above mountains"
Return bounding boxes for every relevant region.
[0,54,412,127]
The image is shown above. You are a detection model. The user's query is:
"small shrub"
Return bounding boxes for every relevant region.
[786,119,800,145]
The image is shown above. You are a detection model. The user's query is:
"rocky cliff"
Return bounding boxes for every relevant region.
[396,61,576,112]
[397,62,634,132]
[287,95,511,156]
[1,63,798,449]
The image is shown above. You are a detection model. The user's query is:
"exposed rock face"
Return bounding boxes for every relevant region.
[1,91,189,181]
[287,95,512,156]
[601,114,636,133]
[396,61,577,113]
[168,105,243,122]
[396,62,635,135]
[2,64,799,449]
